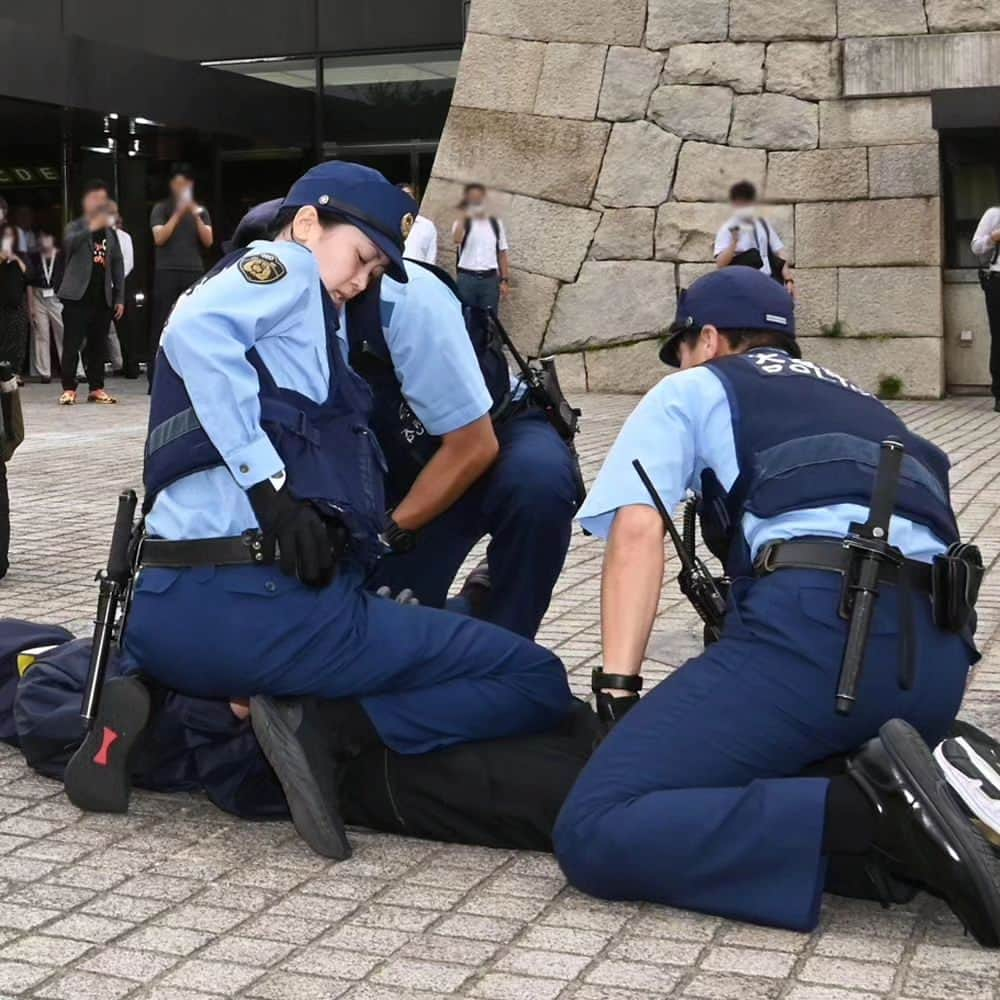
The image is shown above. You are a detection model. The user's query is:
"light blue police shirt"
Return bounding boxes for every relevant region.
[146,239,335,541]
[577,364,948,564]
[379,261,492,435]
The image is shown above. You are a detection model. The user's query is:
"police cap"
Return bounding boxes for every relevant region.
[282,162,418,283]
[659,267,798,368]
[227,197,283,252]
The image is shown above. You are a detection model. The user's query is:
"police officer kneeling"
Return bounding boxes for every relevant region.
[108,162,572,861]
[230,201,581,640]
[553,268,1000,945]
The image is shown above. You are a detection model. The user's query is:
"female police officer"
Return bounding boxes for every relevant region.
[553,268,1000,946]
[116,162,572,860]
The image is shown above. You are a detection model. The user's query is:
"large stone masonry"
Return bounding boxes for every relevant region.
[424,1,1000,397]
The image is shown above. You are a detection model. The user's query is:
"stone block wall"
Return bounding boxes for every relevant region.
[424,0,1000,397]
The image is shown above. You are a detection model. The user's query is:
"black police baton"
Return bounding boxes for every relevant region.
[80,489,138,725]
[633,460,727,642]
[835,440,905,716]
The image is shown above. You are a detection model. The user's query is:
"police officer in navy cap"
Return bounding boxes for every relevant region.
[101,161,572,860]
[552,267,1000,945]
[225,199,580,639]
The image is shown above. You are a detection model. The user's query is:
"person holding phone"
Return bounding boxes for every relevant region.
[148,165,213,385]
[971,203,1000,411]
[0,223,30,380]
[714,181,794,294]
[56,180,125,405]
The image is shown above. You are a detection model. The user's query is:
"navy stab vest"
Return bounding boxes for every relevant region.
[347,261,512,502]
[700,349,960,579]
[143,249,386,567]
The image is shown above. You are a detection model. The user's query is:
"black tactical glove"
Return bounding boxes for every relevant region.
[247,479,335,587]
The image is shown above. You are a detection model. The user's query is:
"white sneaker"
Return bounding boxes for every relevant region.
[935,720,1000,845]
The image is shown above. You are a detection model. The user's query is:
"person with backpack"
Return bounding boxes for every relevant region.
[714,180,795,294]
[972,203,1000,412]
[451,183,510,311]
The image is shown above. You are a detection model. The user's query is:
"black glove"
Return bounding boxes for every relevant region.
[247,479,335,587]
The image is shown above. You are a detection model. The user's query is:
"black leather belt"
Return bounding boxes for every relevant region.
[140,531,274,568]
[755,540,933,593]
[457,268,498,278]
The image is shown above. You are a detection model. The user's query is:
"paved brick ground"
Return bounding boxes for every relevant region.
[1,379,999,1000]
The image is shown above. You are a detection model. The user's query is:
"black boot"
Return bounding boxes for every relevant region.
[592,670,643,728]
[63,675,151,814]
[250,696,378,861]
[848,719,1000,947]
[458,559,491,619]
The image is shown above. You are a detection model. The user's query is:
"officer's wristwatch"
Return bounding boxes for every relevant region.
[381,513,417,554]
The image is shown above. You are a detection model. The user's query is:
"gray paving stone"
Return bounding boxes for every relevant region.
[78,945,179,982]
[118,925,214,956]
[0,934,92,966]
[33,970,136,999]
[370,956,475,992]
[243,970,352,999]
[494,945,591,978]
[161,957,265,995]
[468,971,566,999]
[0,959,54,995]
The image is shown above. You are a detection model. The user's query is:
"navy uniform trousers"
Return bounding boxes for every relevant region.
[553,569,971,932]
[124,562,573,757]
[371,408,579,639]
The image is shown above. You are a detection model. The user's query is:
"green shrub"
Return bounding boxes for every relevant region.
[877,375,904,400]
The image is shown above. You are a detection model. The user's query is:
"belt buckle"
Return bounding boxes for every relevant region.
[757,543,779,574]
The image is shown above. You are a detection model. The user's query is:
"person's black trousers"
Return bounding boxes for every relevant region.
[0,458,9,579]
[60,298,111,392]
[147,269,202,386]
[985,275,1000,400]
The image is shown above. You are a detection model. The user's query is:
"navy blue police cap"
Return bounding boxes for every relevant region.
[659,267,798,368]
[282,162,418,283]
[227,197,283,252]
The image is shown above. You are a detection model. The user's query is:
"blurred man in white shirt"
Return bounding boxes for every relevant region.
[106,201,134,376]
[972,204,1000,411]
[397,183,438,266]
[714,181,794,295]
[451,183,510,311]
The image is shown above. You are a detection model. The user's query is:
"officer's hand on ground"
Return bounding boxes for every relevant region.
[247,479,335,587]
[375,586,420,606]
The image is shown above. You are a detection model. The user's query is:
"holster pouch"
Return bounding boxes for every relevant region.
[931,542,984,633]
[537,357,581,442]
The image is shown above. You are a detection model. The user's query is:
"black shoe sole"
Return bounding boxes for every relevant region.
[63,676,151,813]
[250,696,352,861]
[880,718,1000,947]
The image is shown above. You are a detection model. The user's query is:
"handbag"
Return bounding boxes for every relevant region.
[729,219,785,284]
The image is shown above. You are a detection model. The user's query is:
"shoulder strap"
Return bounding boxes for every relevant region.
[408,258,462,300]
[490,217,501,255]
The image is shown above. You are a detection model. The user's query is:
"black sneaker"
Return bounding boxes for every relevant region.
[250,695,352,861]
[849,719,1000,948]
[936,720,1000,846]
[595,691,640,727]
[64,675,151,813]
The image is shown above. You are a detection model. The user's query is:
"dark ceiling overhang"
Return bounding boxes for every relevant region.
[933,87,1000,130]
[0,16,315,144]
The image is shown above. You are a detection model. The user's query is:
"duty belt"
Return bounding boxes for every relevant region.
[755,539,933,594]
[140,531,275,568]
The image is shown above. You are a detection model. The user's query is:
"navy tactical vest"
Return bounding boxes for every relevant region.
[347,261,512,502]
[699,349,959,578]
[143,249,386,566]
